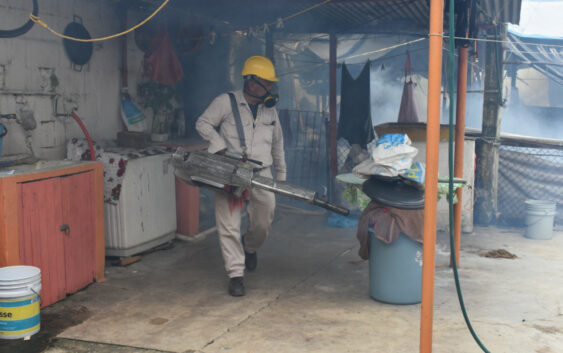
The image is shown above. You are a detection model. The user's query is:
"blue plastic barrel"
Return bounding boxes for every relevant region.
[369,229,423,304]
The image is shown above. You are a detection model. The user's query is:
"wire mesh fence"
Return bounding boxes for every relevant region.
[498,144,563,226]
[277,109,330,210]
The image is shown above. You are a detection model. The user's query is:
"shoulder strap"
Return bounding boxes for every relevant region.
[227,92,247,159]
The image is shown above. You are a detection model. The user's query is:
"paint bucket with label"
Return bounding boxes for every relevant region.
[524,200,556,240]
[0,266,41,339]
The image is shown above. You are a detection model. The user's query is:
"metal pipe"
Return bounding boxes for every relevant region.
[420,0,444,351]
[71,112,95,161]
[452,46,469,267]
[329,33,337,201]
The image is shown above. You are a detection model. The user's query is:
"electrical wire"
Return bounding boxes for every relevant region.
[29,0,170,42]
[339,37,427,61]
[447,0,490,352]
[27,0,332,45]
[275,32,562,81]
[277,36,428,78]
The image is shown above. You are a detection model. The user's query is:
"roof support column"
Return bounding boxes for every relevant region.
[474,24,507,225]
[329,33,337,200]
[452,46,469,267]
[420,0,444,351]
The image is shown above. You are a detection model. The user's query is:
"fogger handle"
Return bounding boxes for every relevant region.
[313,197,350,216]
[251,176,350,216]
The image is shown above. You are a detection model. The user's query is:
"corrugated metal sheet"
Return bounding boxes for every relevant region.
[480,0,521,25]
[313,0,430,30]
[145,0,521,32]
[300,0,521,32]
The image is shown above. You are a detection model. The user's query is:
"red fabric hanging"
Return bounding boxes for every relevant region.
[144,27,184,86]
[397,51,420,123]
[223,185,250,215]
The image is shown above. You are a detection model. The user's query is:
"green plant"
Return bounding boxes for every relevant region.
[137,82,177,133]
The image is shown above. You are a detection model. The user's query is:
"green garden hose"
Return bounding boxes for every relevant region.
[447,0,491,351]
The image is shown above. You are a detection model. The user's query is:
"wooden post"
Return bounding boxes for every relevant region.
[452,46,469,267]
[329,33,337,200]
[420,0,444,351]
[474,24,506,225]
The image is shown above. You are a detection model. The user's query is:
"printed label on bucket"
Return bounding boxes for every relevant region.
[0,294,40,337]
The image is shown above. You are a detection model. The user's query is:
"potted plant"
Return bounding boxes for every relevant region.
[137,81,177,141]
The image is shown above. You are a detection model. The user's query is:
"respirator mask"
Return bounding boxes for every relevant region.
[248,76,279,108]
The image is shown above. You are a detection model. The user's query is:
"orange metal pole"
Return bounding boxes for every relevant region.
[452,46,469,267]
[420,0,444,352]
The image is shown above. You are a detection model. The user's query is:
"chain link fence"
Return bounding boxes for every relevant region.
[498,143,563,226]
[278,109,330,210]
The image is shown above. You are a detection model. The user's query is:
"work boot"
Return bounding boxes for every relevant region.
[228,277,245,297]
[245,251,257,271]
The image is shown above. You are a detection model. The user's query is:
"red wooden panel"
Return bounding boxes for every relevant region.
[61,171,95,294]
[176,177,199,236]
[19,178,66,307]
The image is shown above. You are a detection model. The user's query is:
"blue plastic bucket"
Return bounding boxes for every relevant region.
[369,230,422,304]
[0,266,42,340]
[524,200,556,240]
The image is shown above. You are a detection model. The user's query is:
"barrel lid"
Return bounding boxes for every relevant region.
[0,266,41,282]
[362,177,425,209]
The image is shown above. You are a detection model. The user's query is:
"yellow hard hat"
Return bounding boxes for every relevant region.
[241,56,279,82]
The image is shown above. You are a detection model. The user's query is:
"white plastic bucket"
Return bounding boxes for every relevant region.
[524,200,556,240]
[0,266,42,339]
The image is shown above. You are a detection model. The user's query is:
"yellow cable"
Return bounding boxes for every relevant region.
[29,0,170,42]
[29,0,330,45]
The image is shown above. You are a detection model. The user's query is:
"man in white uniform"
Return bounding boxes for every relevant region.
[196,56,286,296]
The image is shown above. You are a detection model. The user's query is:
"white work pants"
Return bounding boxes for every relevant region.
[214,169,276,278]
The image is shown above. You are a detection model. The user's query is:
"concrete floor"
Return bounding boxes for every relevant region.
[3,209,563,353]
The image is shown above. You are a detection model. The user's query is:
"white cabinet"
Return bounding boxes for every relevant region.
[104,153,176,257]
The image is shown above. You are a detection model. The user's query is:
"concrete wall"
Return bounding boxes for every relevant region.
[412,139,475,233]
[0,0,145,159]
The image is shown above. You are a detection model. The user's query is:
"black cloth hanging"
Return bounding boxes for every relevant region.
[278,109,293,146]
[337,62,374,148]
[397,51,420,123]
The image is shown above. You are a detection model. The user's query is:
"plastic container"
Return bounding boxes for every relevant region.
[369,230,422,304]
[362,177,424,209]
[524,200,556,240]
[0,123,6,157]
[0,266,42,339]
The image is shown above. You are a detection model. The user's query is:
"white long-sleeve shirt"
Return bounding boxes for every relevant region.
[196,90,287,181]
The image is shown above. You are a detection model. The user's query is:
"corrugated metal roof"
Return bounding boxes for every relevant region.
[290,0,522,33]
[141,0,522,33]
[309,0,430,31]
[480,0,521,25]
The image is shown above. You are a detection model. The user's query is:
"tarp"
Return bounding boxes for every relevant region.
[397,51,420,123]
[498,145,563,226]
[506,30,563,86]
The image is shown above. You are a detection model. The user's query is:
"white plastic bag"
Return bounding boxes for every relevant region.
[352,134,418,178]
